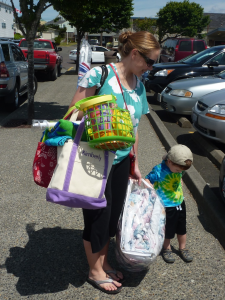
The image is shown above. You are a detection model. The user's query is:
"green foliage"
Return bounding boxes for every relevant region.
[156,0,210,45]
[55,36,62,45]
[14,32,23,39]
[133,18,157,34]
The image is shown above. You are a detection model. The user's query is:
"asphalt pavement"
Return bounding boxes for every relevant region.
[0,69,225,299]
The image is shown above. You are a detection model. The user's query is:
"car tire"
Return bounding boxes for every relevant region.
[6,83,19,111]
[58,64,61,76]
[50,65,58,81]
[33,75,38,95]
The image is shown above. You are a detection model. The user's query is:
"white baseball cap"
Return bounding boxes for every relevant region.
[165,144,193,166]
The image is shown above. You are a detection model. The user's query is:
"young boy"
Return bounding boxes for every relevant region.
[145,144,193,263]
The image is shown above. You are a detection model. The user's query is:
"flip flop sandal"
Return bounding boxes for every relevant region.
[86,277,122,294]
[104,269,125,283]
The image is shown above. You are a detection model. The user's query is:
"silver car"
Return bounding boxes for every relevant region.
[0,41,37,110]
[159,71,225,115]
[192,89,225,143]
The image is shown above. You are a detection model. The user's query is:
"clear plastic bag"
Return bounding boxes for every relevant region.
[116,179,166,272]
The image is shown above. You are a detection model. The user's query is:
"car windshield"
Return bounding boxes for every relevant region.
[184,47,222,65]
[215,70,225,79]
[20,40,52,49]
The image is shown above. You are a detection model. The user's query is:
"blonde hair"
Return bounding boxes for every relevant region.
[118,31,160,58]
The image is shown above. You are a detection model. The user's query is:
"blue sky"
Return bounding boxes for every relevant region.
[8,0,225,21]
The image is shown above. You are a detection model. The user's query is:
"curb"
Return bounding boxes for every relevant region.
[147,105,225,249]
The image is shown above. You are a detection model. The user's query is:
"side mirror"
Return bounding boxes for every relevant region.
[207,61,219,67]
[57,47,62,51]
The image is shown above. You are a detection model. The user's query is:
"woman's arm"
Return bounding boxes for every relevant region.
[69,85,97,120]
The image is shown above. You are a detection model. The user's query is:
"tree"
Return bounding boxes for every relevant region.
[52,0,133,74]
[10,0,52,124]
[156,0,210,45]
[133,18,157,34]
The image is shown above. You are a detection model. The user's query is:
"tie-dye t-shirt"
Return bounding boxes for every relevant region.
[79,63,149,164]
[145,160,183,207]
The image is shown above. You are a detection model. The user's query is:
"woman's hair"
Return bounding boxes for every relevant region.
[118,31,160,58]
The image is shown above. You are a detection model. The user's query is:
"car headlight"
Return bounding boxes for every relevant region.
[208,105,225,115]
[154,69,174,76]
[170,89,193,97]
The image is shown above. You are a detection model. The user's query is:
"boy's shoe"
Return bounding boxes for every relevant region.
[179,248,193,262]
[162,249,175,263]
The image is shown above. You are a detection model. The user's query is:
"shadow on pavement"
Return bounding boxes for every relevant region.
[2,225,146,296]
[4,224,88,296]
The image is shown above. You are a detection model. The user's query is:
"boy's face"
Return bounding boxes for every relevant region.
[166,159,184,173]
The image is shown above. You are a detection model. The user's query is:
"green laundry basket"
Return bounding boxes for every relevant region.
[75,95,136,150]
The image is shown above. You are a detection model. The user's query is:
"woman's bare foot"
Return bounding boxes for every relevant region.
[103,262,124,281]
[88,270,122,292]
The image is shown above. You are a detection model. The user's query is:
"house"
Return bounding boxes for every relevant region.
[204,13,225,46]
[44,15,76,41]
[0,1,14,38]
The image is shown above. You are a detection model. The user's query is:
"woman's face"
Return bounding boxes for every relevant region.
[131,49,160,77]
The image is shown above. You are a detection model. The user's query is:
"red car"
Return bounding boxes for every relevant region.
[19,39,63,80]
[160,38,207,63]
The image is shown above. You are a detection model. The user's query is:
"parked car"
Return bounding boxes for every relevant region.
[0,41,37,110]
[191,88,225,144]
[159,70,225,115]
[219,155,225,203]
[69,45,121,63]
[145,45,225,94]
[160,38,207,63]
[19,39,63,80]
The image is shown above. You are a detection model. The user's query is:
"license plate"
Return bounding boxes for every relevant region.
[192,112,198,124]
[157,93,161,102]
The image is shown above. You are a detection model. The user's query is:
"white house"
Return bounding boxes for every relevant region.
[0,1,14,38]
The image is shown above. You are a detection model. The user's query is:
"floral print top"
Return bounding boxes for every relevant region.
[145,160,183,207]
[79,63,149,164]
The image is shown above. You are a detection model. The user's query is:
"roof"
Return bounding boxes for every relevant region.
[204,13,225,29]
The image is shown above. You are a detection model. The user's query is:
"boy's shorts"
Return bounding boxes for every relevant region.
[165,200,186,239]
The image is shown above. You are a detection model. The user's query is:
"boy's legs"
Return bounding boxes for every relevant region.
[177,233,186,249]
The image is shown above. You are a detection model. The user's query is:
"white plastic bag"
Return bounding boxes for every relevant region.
[116,179,166,272]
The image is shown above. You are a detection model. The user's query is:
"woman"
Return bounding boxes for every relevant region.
[69,31,160,294]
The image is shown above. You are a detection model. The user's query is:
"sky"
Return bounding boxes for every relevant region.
[5,0,225,21]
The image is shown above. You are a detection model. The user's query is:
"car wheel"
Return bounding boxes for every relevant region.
[50,65,58,81]
[58,64,61,76]
[222,176,225,201]
[6,83,19,111]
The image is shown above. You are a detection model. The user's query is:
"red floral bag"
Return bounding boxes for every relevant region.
[33,142,57,188]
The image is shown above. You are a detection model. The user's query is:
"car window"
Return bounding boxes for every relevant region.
[184,47,223,64]
[179,41,192,51]
[1,43,10,61]
[11,44,22,61]
[209,52,225,65]
[96,47,108,52]
[193,41,205,52]
[16,46,25,61]
[20,40,27,47]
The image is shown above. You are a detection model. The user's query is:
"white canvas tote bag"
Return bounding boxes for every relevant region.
[46,118,115,209]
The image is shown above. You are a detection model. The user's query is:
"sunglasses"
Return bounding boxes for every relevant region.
[138,51,156,67]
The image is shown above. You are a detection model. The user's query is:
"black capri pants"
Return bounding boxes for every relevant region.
[82,155,130,253]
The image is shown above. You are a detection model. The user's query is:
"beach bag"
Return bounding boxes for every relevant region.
[46,118,115,209]
[33,143,57,188]
[116,179,166,272]
[32,109,80,188]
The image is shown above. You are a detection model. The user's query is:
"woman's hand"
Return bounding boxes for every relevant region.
[129,164,142,186]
